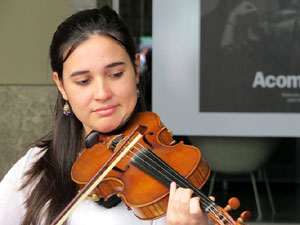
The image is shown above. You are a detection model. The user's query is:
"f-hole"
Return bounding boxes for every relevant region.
[143,132,154,149]
[113,165,130,173]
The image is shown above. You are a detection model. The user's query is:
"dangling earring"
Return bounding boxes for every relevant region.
[136,89,140,98]
[63,101,71,115]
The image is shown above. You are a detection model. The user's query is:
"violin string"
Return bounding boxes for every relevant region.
[130,144,232,225]
[134,143,234,225]
[120,143,217,213]
[131,142,213,204]
[130,144,231,225]
[117,138,233,225]
[113,136,232,225]
[120,140,221,221]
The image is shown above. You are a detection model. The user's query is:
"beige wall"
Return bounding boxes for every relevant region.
[0,86,57,179]
[0,0,69,179]
[0,0,69,84]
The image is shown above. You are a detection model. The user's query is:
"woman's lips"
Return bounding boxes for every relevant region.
[93,105,117,116]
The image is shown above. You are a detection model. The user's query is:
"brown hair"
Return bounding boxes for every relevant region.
[20,6,146,225]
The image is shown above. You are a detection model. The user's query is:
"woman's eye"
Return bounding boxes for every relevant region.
[110,72,123,78]
[76,79,90,85]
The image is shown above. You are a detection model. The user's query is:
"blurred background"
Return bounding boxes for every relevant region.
[1,0,300,224]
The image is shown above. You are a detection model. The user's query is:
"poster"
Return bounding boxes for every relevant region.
[153,0,300,137]
[200,0,300,112]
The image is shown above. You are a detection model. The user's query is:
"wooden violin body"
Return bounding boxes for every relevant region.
[55,111,251,225]
[71,111,211,220]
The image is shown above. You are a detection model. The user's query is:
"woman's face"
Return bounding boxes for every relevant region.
[54,35,139,135]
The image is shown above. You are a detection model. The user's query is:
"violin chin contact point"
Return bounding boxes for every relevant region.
[85,130,101,148]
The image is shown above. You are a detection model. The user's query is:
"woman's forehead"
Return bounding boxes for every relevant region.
[62,35,133,75]
[63,34,128,61]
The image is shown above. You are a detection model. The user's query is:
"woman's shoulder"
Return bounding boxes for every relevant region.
[24,146,46,164]
[0,147,47,224]
[15,147,46,174]
[0,147,46,186]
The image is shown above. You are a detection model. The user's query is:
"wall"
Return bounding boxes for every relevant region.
[0,0,69,179]
[0,0,70,84]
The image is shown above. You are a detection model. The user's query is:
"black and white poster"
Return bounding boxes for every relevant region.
[153,0,300,137]
[200,0,300,112]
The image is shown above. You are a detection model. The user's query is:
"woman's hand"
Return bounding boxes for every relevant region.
[166,182,211,225]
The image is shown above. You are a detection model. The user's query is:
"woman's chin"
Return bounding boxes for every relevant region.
[94,121,121,134]
[88,113,132,134]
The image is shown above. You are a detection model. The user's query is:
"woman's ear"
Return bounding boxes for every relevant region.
[134,53,140,84]
[53,72,68,100]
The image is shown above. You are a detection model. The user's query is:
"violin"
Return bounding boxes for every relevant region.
[51,111,251,225]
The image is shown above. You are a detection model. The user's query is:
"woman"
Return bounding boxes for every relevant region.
[0,6,210,225]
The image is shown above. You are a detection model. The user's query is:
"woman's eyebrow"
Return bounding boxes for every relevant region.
[70,70,89,77]
[105,61,125,68]
[69,62,125,76]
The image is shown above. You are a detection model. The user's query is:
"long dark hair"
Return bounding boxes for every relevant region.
[20,6,145,225]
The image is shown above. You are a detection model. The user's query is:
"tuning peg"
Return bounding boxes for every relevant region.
[237,211,251,224]
[224,197,240,211]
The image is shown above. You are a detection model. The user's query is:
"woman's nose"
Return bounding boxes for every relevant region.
[93,79,112,100]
